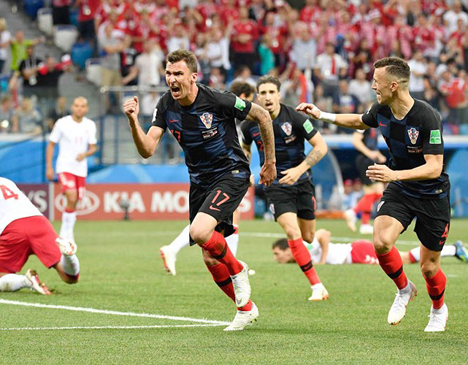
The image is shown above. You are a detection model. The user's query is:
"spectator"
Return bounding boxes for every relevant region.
[140,91,160,118]
[167,23,190,54]
[334,79,360,117]
[0,95,17,133]
[314,42,348,104]
[438,64,468,129]
[231,65,256,88]
[280,67,313,107]
[258,33,275,76]
[45,96,69,133]
[14,98,42,134]
[230,6,259,72]
[290,25,316,73]
[348,68,373,111]
[36,55,71,105]
[407,49,428,100]
[205,26,231,78]
[52,0,71,26]
[18,45,42,98]
[9,31,44,72]
[444,1,468,35]
[76,0,100,45]
[122,40,164,89]
[0,18,11,75]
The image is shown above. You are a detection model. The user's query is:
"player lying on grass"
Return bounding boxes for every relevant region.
[0,178,80,295]
[272,229,468,266]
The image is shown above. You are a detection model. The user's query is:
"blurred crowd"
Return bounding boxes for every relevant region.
[2,0,468,134]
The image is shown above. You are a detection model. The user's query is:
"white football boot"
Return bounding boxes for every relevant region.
[359,224,374,235]
[388,281,417,325]
[224,302,259,331]
[56,237,77,256]
[425,304,448,332]
[344,209,357,232]
[25,269,52,295]
[159,245,177,276]
[231,260,251,308]
[308,283,330,301]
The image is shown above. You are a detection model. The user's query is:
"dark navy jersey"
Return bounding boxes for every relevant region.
[241,103,318,185]
[152,83,252,186]
[361,99,450,199]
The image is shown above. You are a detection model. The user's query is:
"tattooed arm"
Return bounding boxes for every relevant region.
[246,102,276,186]
[278,131,328,186]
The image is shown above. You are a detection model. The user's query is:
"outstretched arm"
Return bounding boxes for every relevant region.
[123,96,164,158]
[296,103,369,130]
[246,103,276,186]
[46,141,56,180]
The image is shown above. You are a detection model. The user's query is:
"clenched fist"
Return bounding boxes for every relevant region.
[123,96,139,123]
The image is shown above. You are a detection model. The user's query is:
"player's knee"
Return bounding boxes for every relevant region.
[302,231,315,243]
[189,225,212,244]
[373,235,391,254]
[283,225,301,240]
[420,260,438,278]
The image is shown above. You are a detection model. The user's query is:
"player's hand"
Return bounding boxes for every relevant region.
[123,96,139,122]
[76,153,86,162]
[296,103,321,119]
[249,174,255,187]
[46,167,54,181]
[278,167,301,185]
[259,162,276,187]
[366,163,397,182]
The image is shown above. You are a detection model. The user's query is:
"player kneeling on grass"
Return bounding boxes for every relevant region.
[272,229,468,266]
[0,178,80,295]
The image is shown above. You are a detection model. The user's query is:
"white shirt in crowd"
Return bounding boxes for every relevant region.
[134,49,164,88]
[49,115,97,177]
[315,53,347,82]
[0,177,42,234]
[348,79,373,105]
[407,58,427,93]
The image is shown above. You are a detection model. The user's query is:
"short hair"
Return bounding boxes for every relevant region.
[256,75,281,93]
[272,238,289,251]
[167,49,198,73]
[230,81,255,98]
[374,57,410,85]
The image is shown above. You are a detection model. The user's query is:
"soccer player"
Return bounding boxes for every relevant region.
[297,57,451,332]
[272,229,468,266]
[344,128,387,234]
[241,75,329,301]
[0,177,80,295]
[159,82,256,276]
[123,50,276,331]
[46,96,97,243]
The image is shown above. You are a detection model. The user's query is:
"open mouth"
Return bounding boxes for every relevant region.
[265,102,273,108]
[170,86,181,96]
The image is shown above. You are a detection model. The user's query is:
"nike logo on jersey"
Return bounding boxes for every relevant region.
[209,205,221,211]
[252,132,261,137]
[169,119,180,123]
[379,122,387,127]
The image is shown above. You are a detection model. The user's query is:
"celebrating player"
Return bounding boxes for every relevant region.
[46,96,97,243]
[0,177,80,295]
[241,75,329,301]
[159,82,256,276]
[272,229,468,266]
[123,50,276,331]
[297,57,451,332]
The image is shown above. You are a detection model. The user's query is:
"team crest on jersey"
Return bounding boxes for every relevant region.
[281,122,292,136]
[407,127,419,145]
[200,112,213,129]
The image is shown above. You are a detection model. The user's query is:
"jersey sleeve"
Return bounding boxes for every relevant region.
[295,113,318,141]
[88,121,97,145]
[151,97,167,130]
[240,121,253,146]
[361,102,379,128]
[218,90,252,121]
[421,108,444,155]
[49,119,62,143]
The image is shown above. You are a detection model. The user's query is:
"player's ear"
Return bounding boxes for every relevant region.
[191,72,197,83]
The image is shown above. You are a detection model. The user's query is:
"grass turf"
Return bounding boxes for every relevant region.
[1,218,467,364]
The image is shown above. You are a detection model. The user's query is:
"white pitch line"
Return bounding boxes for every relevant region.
[0,324,222,331]
[0,299,230,326]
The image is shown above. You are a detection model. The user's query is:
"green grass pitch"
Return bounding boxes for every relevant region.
[1,218,467,364]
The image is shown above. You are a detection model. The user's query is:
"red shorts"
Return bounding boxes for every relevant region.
[0,216,61,273]
[58,172,86,200]
[350,240,379,264]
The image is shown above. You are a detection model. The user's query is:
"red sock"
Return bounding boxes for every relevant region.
[354,194,374,215]
[424,269,446,310]
[206,263,252,311]
[201,231,243,276]
[288,238,321,285]
[376,246,408,290]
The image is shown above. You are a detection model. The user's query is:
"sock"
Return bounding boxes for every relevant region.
[288,237,321,285]
[168,224,191,255]
[225,225,239,257]
[424,269,446,310]
[441,245,456,257]
[201,231,243,276]
[409,247,420,263]
[60,254,80,276]
[376,246,408,290]
[0,274,29,292]
[206,263,252,311]
[60,210,77,241]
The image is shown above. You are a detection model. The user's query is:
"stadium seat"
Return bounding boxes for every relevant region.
[37,8,53,35]
[459,124,468,135]
[53,25,78,52]
[23,0,44,19]
[85,58,102,87]
[71,41,93,70]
